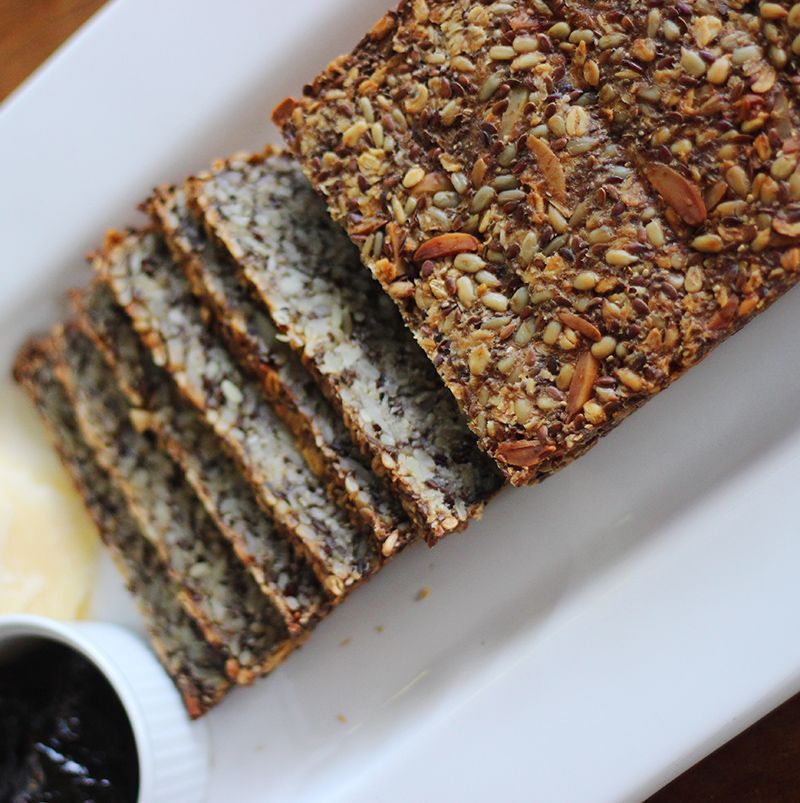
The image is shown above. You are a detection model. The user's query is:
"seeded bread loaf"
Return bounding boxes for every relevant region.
[277,0,800,487]
[13,340,232,718]
[147,185,415,557]
[94,229,380,597]
[72,282,329,634]
[53,323,301,684]
[189,151,504,543]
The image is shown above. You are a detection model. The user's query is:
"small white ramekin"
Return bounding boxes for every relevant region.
[0,614,209,803]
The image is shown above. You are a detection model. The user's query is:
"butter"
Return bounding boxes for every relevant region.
[0,381,98,618]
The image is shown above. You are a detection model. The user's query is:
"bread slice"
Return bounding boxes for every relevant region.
[52,322,303,684]
[148,185,414,557]
[13,339,231,718]
[276,0,800,486]
[94,228,380,597]
[72,281,329,633]
[189,151,504,543]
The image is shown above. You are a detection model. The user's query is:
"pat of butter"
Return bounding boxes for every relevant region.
[0,382,98,619]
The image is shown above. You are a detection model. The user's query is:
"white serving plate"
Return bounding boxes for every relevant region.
[2,2,800,801]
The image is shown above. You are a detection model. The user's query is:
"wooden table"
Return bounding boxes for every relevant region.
[3,2,800,800]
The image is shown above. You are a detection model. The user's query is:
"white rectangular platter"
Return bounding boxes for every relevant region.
[2,1,800,801]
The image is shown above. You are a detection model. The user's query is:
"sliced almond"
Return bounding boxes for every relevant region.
[645,163,707,226]
[527,136,567,202]
[495,440,556,468]
[565,351,600,420]
[414,233,482,262]
[272,97,298,128]
[410,172,454,196]
[558,311,602,342]
[773,217,800,237]
[351,217,390,237]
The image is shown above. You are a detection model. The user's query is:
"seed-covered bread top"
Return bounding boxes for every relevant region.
[189,151,504,542]
[14,341,232,718]
[278,0,800,486]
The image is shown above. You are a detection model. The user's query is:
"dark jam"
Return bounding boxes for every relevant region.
[0,640,139,802]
